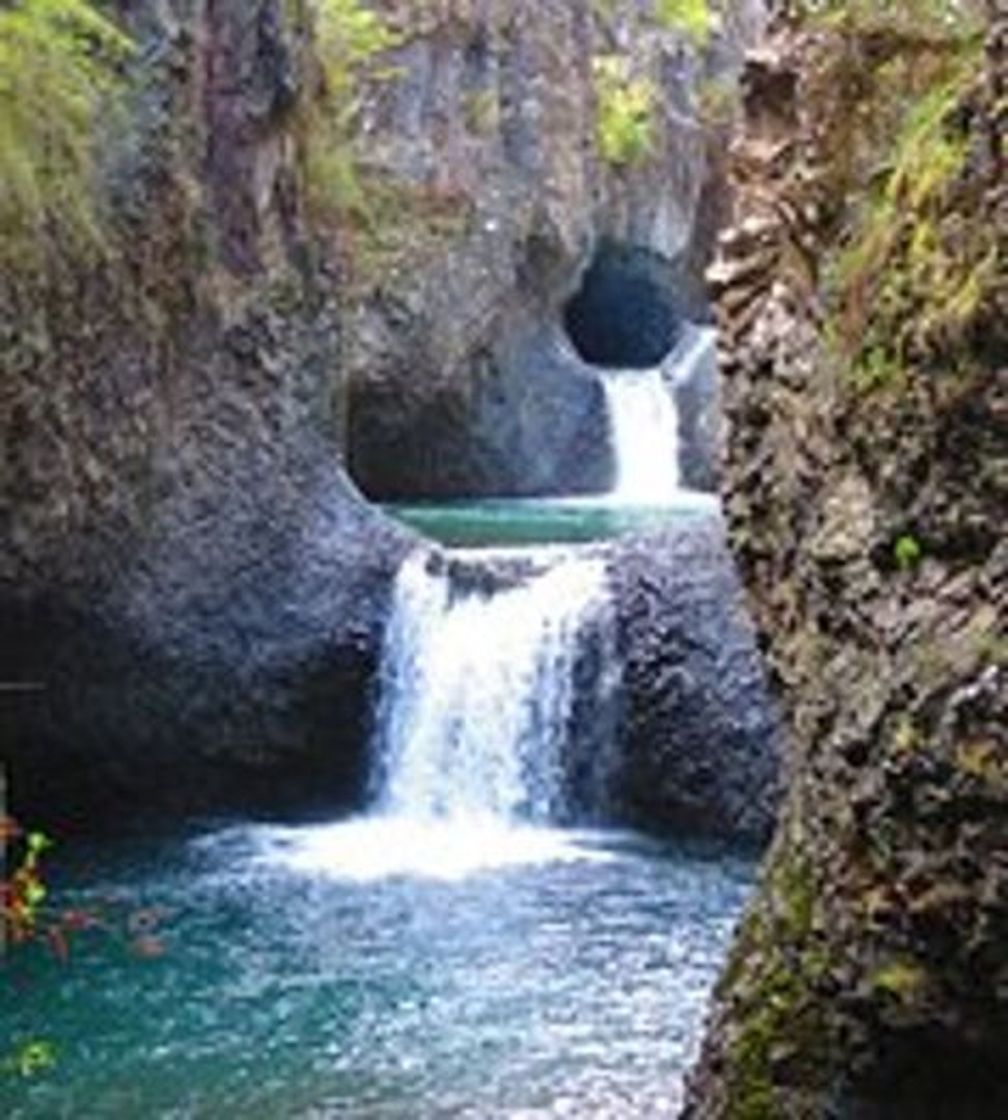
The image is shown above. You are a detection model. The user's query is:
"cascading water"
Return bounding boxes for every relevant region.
[602,326,716,505]
[263,546,619,881]
[603,368,682,503]
[373,550,613,826]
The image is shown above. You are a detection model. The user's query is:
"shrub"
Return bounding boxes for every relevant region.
[0,0,132,266]
[655,0,715,46]
[594,55,656,167]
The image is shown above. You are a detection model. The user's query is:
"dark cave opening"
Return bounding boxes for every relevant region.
[563,241,682,369]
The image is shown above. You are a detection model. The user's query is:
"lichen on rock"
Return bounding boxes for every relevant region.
[686,4,1007,1116]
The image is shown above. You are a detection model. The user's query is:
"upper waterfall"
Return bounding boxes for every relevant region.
[602,327,716,505]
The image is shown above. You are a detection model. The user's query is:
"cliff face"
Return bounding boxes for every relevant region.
[0,0,774,831]
[688,9,1007,1117]
[0,0,410,825]
[342,0,765,499]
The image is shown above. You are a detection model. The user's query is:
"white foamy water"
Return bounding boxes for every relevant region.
[603,326,716,506]
[375,550,610,825]
[253,818,613,882]
[258,549,616,882]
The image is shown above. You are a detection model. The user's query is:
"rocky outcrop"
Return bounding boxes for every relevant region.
[604,516,781,842]
[688,9,1007,1117]
[344,1,766,500]
[0,0,410,827]
[406,514,781,842]
[0,0,767,831]
[349,321,615,498]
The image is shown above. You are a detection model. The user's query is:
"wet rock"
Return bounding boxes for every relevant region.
[343,2,763,500]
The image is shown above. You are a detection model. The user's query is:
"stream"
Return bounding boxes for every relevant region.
[2,323,755,1118]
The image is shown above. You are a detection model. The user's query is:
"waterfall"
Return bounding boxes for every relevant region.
[372,550,611,826]
[603,368,682,503]
[602,326,716,505]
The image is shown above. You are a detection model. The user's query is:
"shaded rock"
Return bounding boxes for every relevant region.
[687,10,1008,1117]
[602,516,781,841]
[0,0,410,828]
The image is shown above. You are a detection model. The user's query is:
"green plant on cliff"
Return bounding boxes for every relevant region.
[810,2,991,383]
[0,0,132,267]
[298,0,397,222]
[655,0,715,46]
[594,55,656,167]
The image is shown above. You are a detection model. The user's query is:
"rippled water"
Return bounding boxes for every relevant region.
[1,822,752,1119]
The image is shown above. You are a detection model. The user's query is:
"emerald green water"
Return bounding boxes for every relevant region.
[384,495,719,549]
[1,823,752,1118]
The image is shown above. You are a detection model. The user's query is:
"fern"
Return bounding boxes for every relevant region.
[0,0,132,265]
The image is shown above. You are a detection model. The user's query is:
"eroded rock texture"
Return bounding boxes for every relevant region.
[0,1,410,827]
[343,0,766,499]
[687,9,1007,1117]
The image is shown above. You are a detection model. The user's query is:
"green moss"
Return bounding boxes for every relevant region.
[721,850,833,1117]
[976,633,1008,669]
[893,534,923,571]
[296,0,399,222]
[955,740,1006,785]
[872,958,928,1003]
[820,26,990,383]
[892,714,924,754]
[593,55,656,167]
[463,88,499,136]
[654,0,715,46]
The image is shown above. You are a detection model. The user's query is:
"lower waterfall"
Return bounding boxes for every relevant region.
[372,550,614,825]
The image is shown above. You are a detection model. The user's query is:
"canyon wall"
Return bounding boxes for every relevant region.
[687,9,1007,1115]
[1,0,409,824]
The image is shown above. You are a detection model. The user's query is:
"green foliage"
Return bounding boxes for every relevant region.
[3,1040,56,1079]
[805,0,983,39]
[593,55,656,167]
[2,821,55,938]
[299,0,398,221]
[722,850,831,1119]
[872,958,928,1002]
[893,534,923,571]
[655,0,714,46]
[0,0,132,266]
[809,4,990,382]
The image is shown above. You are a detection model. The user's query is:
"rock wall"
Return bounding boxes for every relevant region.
[343,0,766,499]
[606,518,780,842]
[0,0,410,827]
[0,0,771,834]
[687,9,1007,1117]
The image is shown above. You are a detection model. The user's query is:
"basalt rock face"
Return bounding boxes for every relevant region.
[602,516,781,842]
[344,1,766,500]
[0,1,410,827]
[688,11,1007,1118]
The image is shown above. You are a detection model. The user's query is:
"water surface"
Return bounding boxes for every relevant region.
[2,822,752,1118]
[385,494,719,549]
